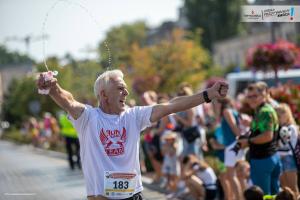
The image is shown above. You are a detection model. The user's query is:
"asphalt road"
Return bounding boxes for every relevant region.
[0,140,166,200]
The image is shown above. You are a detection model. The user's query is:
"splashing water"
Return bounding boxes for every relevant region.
[103,41,112,70]
[41,0,112,71]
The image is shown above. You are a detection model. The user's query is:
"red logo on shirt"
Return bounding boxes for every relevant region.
[99,127,127,156]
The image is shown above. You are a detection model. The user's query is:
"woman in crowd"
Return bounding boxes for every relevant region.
[140,90,162,181]
[276,103,299,196]
[208,129,228,200]
[173,83,197,157]
[212,97,243,200]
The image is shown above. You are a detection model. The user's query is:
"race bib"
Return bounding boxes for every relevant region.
[104,171,137,199]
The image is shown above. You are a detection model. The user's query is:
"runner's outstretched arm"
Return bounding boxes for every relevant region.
[37,73,85,119]
[150,81,228,122]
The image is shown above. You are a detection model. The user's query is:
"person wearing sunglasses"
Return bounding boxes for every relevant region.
[238,82,281,196]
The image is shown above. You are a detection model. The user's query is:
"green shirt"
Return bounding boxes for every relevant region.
[59,114,78,138]
[251,103,278,133]
[249,103,279,159]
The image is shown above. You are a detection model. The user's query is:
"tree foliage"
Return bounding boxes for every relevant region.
[2,76,59,127]
[3,57,103,127]
[128,29,210,94]
[98,21,147,69]
[0,45,33,67]
[184,0,244,50]
[35,57,102,101]
[66,60,103,102]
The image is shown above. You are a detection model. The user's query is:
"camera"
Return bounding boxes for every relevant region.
[230,135,249,155]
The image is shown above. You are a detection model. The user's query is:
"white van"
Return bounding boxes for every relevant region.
[226,68,300,97]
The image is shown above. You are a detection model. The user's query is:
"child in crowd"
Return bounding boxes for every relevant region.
[161,131,180,191]
[244,185,264,200]
[182,154,218,200]
[235,160,252,192]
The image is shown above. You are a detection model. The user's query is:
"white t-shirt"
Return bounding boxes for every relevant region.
[194,167,217,190]
[278,124,299,156]
[195,105,204,120]
[69,105,153,198]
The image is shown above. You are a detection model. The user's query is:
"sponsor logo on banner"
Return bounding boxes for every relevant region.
[242,6,300,22]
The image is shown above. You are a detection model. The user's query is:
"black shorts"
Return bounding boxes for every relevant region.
[123,192,144,200]
[205,189,217,200]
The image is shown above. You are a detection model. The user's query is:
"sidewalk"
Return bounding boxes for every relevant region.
[0,140,166,200]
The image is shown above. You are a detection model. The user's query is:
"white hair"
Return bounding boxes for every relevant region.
[94,69,124,100]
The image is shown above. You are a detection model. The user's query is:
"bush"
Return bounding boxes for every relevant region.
[1,128,31,144]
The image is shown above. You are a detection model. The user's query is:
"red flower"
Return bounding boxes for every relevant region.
[271,83,300,124]
[246,40,300,72]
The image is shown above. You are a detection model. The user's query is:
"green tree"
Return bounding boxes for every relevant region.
[0,45,33,67]
[98,21,147,69]
[2,76,60,127]
[67,60,103,103]
[129,29,210,94]
[184,0,244,50]
[2,56,104,127]
[35,57,73,90]
[36,57,102,104]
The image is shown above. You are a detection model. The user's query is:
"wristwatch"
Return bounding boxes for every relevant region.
[203,90,211,103]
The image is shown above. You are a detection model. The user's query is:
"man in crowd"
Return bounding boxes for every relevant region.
[59,112,81,170]
[37,69,228,200]
[238,82,281,196]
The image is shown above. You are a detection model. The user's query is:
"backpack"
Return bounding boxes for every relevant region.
[182,126,201,143]
[278,126,300,171]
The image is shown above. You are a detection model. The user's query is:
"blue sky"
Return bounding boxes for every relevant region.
[0,0,182,61]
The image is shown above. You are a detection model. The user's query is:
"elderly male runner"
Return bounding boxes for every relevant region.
[37,69,228,200]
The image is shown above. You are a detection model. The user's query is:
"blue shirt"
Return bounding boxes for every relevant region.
[221,109,239,146]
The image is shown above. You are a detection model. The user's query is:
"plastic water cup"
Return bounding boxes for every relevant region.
[38,71,58,95]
